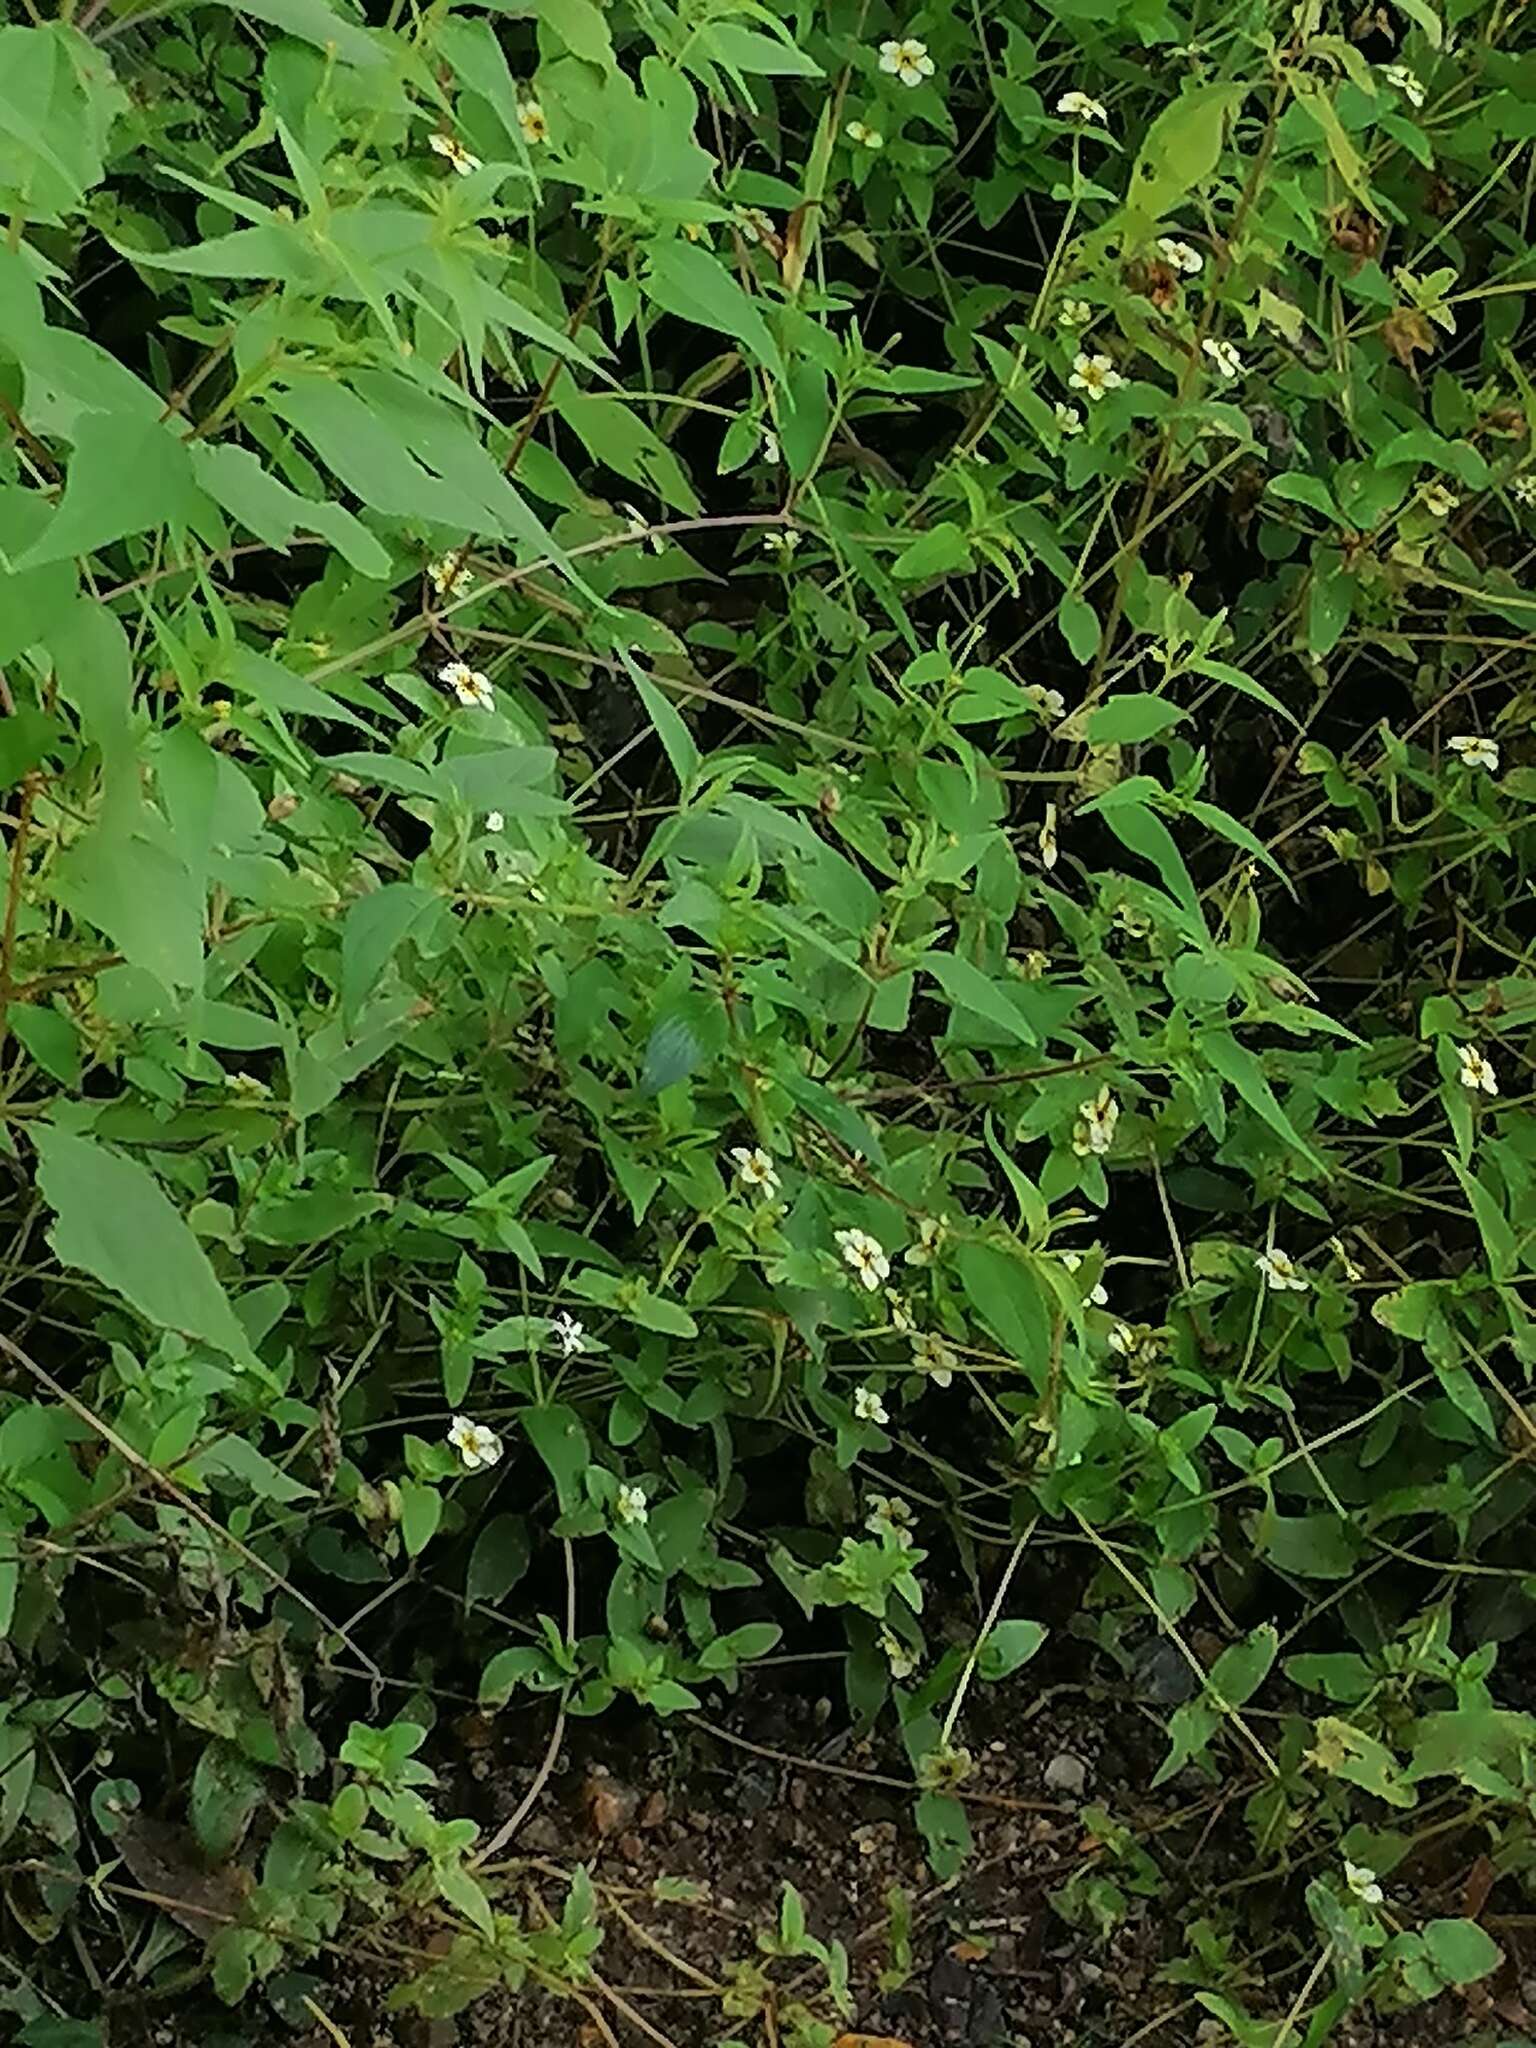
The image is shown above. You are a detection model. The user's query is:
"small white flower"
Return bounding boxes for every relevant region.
[1455,1043,1498,1096]
[853,1384,889,1424]
[846,120,884,149]
[1025,682,1067,722]
[1202,336,1243,380]
[1072,1085,1120,1158]
[615,1482,649,1526]
[1449,732,1498,772]
[1056,298,1093,330]
[1054,401,1083,437]
[879,35,935,87]
[763,528,800,556]
[1256,1247,1308,1293]
[912,1330,956,1387]
[1057,89,1108,123]
[517,99,548,145]
[760,427,781,465]
[1157,236,1204,275]
[866,1494,915,1545]
[448,1414,502,1470]
[1420,481,1458,518]
[485,810,505,834]
[1345,1859,1384,1905]
[551,1311,585,1357]
[886,1290,916,1333]
[733,205,778,245]
[429,132,481,176]
[1038,801,1059,870]
[440,660,493,711]
[1382,63,1425,108]
[1108,1322,1141,1358]
[427,555,474,599]
[1061,1250,1108,1306]
[904,1215,947,1267]
[836,1227,891,1291]
[1069,352,1125,403]
[730,1145,781,1197]
[880,1625,917,1679]
[1510,473,1536,508]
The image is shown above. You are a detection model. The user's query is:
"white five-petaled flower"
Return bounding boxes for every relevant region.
[904,1215,947,1266]
[880,1625,917,1679]
[1448,732,1499,772]
[615,1482,649,1526]
[1038,801,1059,870]
[1420,481,1458,518]
[1054,401,1083,438]
[879,35,935,87]
[836,1227,891,1291]
[1383,63,1426,108]
[1057,298,1093,329]
[1511,473,1536,508]
[428,555,474,599]
[912,1330,956,1387]
[846,119,884,149]
[730,1145,781,1197]
[1025,682,1067,722]
[429,132,481,176]
[866,1493,915,1545]
[763,528,800,555]
[1061,1250,1109,1306]
[485,810,505,833]
[1455,1043,1499,1096]
[1202,336,1243,380]
[448,1414,502,1470]
[440,660,493,711]
[1069,352,1125,402]
[1256,1247,1309,1293]
[1072,1084,1120,1158]
[1345,1859,1385,1905]
[1157,236,1204,275]
[1057,89,1108,123]
[551,1311,585,1357]
[517,100,548,145]
[853,1384,890,1424]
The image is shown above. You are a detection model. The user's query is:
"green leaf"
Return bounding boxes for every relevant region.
[33,1128,257,1368]
[1086,695,1187,745]
[190,444,390,579]
[955,1242,1051,1389]
[1251,1509,1359,1580]
[190,1741,264,1860]
[1201,1029,1325,1170]
[977,1618,1047,1681]
[1058,591,1101,664]
[925,951,1039,1046]
[204,0,386,67]
[642,240,785,383]
[341,884,438,1025]
[1125,85,1243,221]
[21,412,208,568]
[893,523,974,580]
[1421,1919,1501,1986]
[466,1514,530,1606]
[522,1404,590,1516]
[697,22,823,75]
[9,1003,80,1087]
[398,1480,442,1559]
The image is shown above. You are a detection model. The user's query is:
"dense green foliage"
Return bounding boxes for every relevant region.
[2,0,1536,2038]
